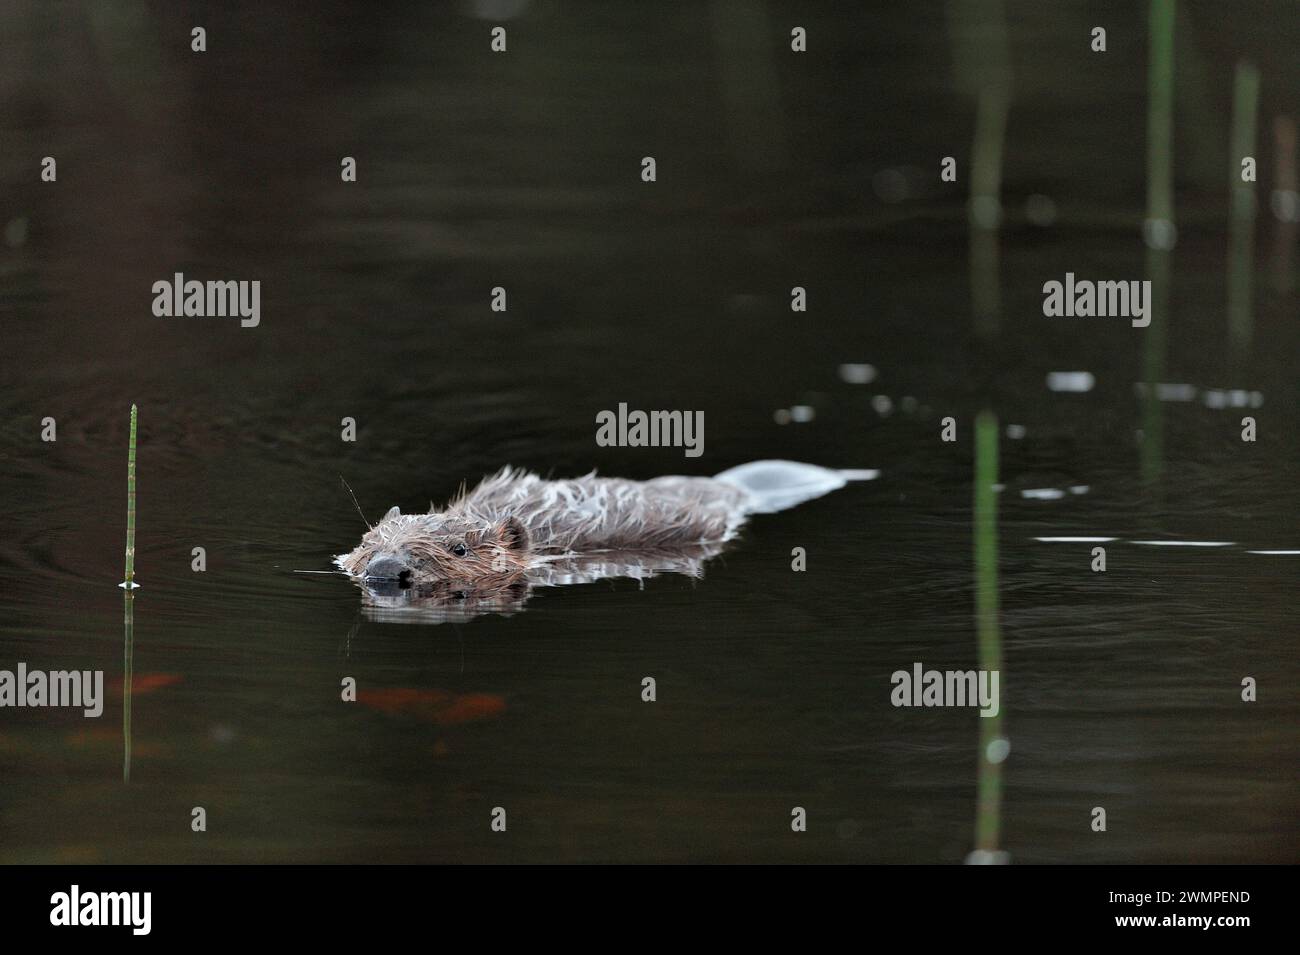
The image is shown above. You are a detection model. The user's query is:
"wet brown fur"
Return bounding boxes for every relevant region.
[337,467,750,588]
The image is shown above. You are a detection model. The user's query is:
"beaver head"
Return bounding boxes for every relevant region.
[337,506,530,590]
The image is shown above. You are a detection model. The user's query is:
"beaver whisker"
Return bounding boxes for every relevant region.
[339,475,372,529]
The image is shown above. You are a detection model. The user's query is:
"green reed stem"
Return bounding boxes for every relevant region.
[123,590,133,783]
[1141,0,1175,485]
[1146,0,1175,226]
[970,85,1010,337]
[122,403,137,780]
[1271,116,1297,295]
[124,404,137,586]
[946,1,1011,338]
[1227,61,1261,356]
[973,410,1004,853]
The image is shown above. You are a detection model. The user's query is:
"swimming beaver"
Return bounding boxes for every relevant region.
[337,461,877,602]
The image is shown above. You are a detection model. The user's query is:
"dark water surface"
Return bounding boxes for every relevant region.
[1,2,1296,862]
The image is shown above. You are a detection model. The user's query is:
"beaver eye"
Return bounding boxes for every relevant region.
[450,542,469,558]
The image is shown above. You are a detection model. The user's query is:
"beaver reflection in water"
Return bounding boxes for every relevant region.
[337,461,876,618]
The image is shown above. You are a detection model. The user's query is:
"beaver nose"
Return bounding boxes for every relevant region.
[365,555,411,582]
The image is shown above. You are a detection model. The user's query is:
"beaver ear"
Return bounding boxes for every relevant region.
[383,506,400,521]
[496,517,528,552]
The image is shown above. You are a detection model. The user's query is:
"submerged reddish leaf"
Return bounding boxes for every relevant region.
[356,688,505,725]
[65,727,118,746]
[108,673,183,696]
[64,727,168,757]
